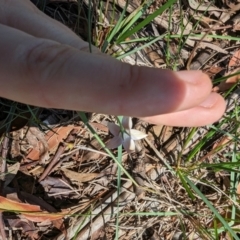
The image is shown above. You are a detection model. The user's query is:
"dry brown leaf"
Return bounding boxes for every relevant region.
[82,138,102,161]
[212,136,232,150]
[52,219,66,233]
[61,168,100,183]
[147,125,173,143]
[90,122,108,133]
[214,53,240,92]
[25,127,49,162]
[26,150,40,161]
[7,218,38,239]
[226,2,240,13]
[213,49,240,92]
[46,125,81,154]
[0,196,66,222]
[204,66,223,78]
[23,211,65,222]
[229,49,240,67]
[0,196,40,212]
[4,162,20,187]
[26,125,81,162]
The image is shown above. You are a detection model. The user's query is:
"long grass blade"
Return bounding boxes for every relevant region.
[116,0,176,43]
[185,176,239,239]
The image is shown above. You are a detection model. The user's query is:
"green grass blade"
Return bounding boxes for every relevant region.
[115,121,123,240]
[169,33,240,42]
[116,34,165,59]
[177,170,195,200]
[184,176,239,239]
[73,207,92,240]
[117,0,154,38]
[116,0,176,43]
[101,0,129,52]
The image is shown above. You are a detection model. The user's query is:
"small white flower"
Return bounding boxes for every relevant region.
[107,116,147,153]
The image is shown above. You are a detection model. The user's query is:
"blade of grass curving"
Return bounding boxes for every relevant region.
[213,218,219,240]
[73,207,92,240]
[186,128,216,162]
[78,112,139,186]
[199,166,240,174]
[178,218,187,239]
[177,127,197,166]
[117,0,154,39]
[177,170,195,200]
[120,36,157,43]
[235,102,239,120]
[229,143,238,228]
[116,0,176,44]
[222,84,238,98]
[213,73,240,85]
[116,116,124,131]
[209,125,239,141]
[116,34,165,59]
[189,216,216,240]
[26,105,42,125]
[169,33,240,43]
[101,0,129,52]
[115,116,123,240]
[117,4,145,30]
[185,116,238,162]
[200,162,240,170]
[184,175,240,239]
[5,103,19,133]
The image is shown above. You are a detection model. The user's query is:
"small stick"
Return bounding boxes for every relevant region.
[38,143,65,182]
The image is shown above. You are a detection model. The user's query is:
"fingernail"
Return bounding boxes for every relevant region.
[174,70,205,84]
[199,93,218,108]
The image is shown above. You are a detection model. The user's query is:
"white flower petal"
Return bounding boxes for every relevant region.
[122,116,132,130]
[123,137,135,152]
[108,122,120,136]
[122,132,129,140]
[128,129,148,140]
[106,136,122,149]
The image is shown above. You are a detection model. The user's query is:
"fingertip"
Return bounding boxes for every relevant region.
[174,70,212,85]
[170,70,213,112]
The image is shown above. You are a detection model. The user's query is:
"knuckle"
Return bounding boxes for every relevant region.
[116,63,142,114]
[17,40,72,107]
[21,40,69,81]
[120,64,141,92]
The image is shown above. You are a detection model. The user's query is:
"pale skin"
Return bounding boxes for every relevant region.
[0,0,226,127]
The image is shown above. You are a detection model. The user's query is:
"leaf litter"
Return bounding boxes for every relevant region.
[1,0,240,239]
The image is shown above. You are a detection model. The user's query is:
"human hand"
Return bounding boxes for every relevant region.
[0,0,225,126]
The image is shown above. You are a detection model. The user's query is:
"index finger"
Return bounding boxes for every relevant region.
[0,24,214,118]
